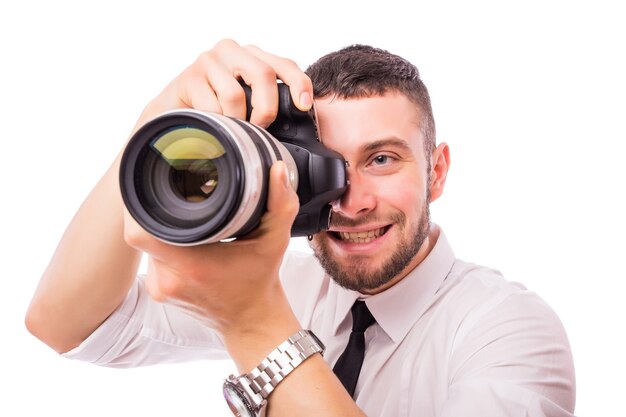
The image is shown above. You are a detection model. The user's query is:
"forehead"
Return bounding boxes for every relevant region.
[314,92,424,157]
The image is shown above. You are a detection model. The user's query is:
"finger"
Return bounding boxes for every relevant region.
[264,161,299,234]
[237,161,298,252]
[243,45,314,111]
[184,75,223,114]
[194,51,247,120]
[246,78,279,128]
[209,40,279,127]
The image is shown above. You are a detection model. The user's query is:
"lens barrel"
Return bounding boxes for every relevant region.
[120,109,297,245]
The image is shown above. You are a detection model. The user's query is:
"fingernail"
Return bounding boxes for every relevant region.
[299,92,313,110]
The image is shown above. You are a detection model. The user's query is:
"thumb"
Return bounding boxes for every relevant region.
[265,161,299,230]
[235,161,298,247]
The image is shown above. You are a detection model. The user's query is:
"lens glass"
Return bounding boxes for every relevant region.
[151,127,225,203]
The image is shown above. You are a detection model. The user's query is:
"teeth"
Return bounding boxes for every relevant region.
[338,227,385,243]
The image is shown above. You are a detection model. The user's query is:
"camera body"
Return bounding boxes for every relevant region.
[250,84,347,237]
[119,83,347,245]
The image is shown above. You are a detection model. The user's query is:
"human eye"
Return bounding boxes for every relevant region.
[364,153,401,174]
[369,153,396,166]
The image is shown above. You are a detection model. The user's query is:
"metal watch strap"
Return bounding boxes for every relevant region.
[228,329,325,411]
[249,329,324,398]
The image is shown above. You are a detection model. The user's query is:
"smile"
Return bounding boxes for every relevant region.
[333,226,389,243]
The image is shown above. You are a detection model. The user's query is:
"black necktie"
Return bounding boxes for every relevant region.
[333,300,376,397]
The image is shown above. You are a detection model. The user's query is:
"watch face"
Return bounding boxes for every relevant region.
[223,381,255,417]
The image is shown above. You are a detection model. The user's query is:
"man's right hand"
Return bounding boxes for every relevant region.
[135,39,314,130]
[25,39,313,353]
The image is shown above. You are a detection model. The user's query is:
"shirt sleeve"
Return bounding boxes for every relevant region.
[62,275,229,367]
[440,290,576,417]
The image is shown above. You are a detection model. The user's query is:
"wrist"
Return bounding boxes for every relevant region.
[221,306,302,373]
[223,329,325,417]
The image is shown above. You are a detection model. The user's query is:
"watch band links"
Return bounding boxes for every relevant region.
[248,329,324,399]
[223,329,325,417]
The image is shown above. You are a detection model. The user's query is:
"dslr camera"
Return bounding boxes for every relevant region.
[119,83,347,245]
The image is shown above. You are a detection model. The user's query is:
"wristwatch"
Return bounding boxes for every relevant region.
[223,329,325,417]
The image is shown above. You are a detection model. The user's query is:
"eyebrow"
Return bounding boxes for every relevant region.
[360,137,413,153]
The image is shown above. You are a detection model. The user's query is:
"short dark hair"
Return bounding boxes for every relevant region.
[306,44,436,158]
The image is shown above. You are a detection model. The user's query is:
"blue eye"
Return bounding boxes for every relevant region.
[373,155,390,165]
[367,153,400,173]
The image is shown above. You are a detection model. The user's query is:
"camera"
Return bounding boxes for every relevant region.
[119,83,347,245]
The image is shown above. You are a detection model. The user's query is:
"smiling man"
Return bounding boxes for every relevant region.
[26,40,576,417]
[310,92,438,294]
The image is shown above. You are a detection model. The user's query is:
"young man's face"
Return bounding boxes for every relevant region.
[309,92,445,294]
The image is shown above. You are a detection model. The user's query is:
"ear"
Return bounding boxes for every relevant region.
[428,143,450,202]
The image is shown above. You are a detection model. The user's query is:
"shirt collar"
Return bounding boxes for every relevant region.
[330,225,455,344]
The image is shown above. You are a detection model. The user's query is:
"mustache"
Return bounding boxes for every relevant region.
[329,211,405,228]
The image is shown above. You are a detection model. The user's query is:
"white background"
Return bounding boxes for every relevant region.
[1,1,624,416]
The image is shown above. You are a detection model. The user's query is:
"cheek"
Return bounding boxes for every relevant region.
[374,175,428,214]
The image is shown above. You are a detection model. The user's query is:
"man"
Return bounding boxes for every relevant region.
[26,39,576,416]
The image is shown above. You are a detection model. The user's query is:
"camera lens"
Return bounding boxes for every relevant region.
[143,125,235,231]
[155,128,222,203]
[120,110,297,245]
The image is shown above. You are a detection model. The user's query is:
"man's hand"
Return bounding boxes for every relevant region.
[134,38,314,131]
[123,40,366,416]
[123,39,312,369]
[123,161,300,341]
[30,37,366,416]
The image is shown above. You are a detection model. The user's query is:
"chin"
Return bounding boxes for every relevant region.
[309,211,431,293]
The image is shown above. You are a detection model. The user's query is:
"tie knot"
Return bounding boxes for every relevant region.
[351,300,375,333]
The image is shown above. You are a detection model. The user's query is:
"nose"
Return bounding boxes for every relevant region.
[331,168,376,218]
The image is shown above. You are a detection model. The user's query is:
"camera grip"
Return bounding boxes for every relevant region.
[239,81,347,236]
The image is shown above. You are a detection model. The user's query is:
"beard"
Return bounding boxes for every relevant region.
[309,202,431,293]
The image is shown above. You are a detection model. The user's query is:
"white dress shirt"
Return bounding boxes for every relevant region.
[64,227,576,416]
